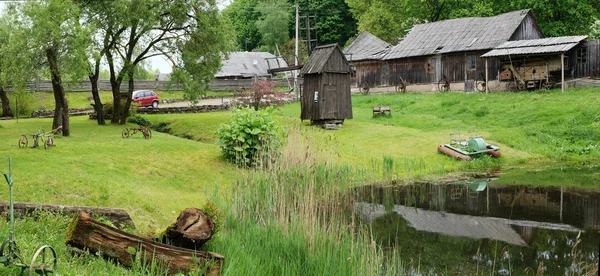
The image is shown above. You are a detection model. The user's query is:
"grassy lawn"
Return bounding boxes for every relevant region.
[0,87,598,275]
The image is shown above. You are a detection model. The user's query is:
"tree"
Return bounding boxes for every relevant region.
[591,20,600,40]
[169,3,234,102]
[8,0,90,136]
[255,0,291,53]
[103,0,204,124]
[291,0,357,47]
[223,0,261,51]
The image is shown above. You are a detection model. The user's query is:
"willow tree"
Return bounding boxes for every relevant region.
[9,0,90,136]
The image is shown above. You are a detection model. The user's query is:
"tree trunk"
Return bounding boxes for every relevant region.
[89,67,105,125]
[0,201,135,230]
[157,208,214,249]
[0,87,13,117]
[46,47,70,136]
[66,212,224,275]
[120,69,135,124]
[106,50,123,124]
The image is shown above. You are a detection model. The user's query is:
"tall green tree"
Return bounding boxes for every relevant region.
[8,0,90,136]
[293,0,356,47]
[170,1,234,102]
[255,0,290,52]
[223,0,262,51]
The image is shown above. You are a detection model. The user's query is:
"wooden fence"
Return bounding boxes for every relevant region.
[20,78,292,92]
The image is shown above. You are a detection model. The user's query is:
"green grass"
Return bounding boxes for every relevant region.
[0,87,599,275]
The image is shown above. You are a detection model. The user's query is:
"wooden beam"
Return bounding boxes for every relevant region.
[0,201,135,230]
[561,53,565,93]
[485,59,489,94]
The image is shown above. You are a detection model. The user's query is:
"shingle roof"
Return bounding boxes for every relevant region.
[215,52,287,78]
[343,31,390,62]
[300,44,351,75]
[481,36,587,57]
[383,9,533,60]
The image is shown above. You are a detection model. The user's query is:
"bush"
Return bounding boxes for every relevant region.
[126,115,151,126]
[216,107,285,167]
[9,90,36,117]
[103,101,137,119]
[233,80,287,110]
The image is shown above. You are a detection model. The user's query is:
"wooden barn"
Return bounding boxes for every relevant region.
[299,44,353,125]
[381,9,544,91]
[343,31,390,88]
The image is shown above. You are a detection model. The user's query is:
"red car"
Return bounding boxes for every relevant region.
[132,90,159,108]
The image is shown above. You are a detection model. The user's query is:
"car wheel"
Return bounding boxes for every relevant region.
[152,101,158,108]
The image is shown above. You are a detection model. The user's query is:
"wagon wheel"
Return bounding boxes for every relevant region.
[121,128,130,138]
[143,128,152,139]
[516,80,526,91]
[395,82,407,94]
[475,79,486,93]
[44,137,54,149]
[359,81,370,94]
[542,80,554,90]
[29,245,57,276]
[19,135,28,148]
[438,79,450,92]
[0,239,24,264]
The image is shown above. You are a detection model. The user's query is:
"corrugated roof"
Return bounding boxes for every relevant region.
[343,31,391,62]
[481,36,587,57]
[384,9,532,60]
[215,52,287,78]
[300,44,351,74]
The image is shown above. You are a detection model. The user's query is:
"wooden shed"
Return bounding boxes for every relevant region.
[299,44,353,125]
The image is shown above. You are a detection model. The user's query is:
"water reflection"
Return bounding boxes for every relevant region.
[354,178,600,274]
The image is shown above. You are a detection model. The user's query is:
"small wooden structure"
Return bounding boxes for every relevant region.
[299,44,353,125]
[372,106,391,117]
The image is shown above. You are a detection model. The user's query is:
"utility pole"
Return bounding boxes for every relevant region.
[294,3,299,93]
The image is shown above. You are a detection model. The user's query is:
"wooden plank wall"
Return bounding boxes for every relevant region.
[388,57,431,85]
[571,40,600,78]
[353,61,382,87]
[301,73,352,121]
[510,13,544,41]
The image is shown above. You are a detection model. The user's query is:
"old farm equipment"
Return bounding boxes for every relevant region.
[394,76,407,93]
[18,127,61,149]
[121,126,152,139]
[1,158,57,275]
[437,129,501,161]
[500,57,561,91]
[437,74,450,92]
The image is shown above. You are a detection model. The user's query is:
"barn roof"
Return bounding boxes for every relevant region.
[300,44,351,75]
[343,31,391,62]
[383,9,534,60]
[481,36,588,57]
[215,52,287,78]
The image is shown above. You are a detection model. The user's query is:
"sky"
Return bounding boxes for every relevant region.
[0,0,233,74]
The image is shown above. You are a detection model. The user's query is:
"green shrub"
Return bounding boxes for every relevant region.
[126,115,151,126]
[10,90,36,116]
[103,101,136,119]
[216,107,285,167]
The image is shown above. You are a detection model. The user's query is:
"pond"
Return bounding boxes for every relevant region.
[353,162,600,275]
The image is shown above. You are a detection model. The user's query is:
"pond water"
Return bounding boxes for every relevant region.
[354,162,600,275]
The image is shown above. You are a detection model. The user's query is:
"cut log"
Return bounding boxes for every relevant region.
[0,201,135,230]
[66,212,224,275]
[158,208,214,249]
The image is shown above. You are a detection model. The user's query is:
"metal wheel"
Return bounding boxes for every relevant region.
[19,135,28,148]
[121,128,130,138]
[475,80,486,93]
[0,239,24,264]
[29,245,57,276]
[143,129,152,139]
[395,82,406,93]
[542,80,554,90]
[44,137,54,149]
[359,81,370,94]
[438,79,450,92]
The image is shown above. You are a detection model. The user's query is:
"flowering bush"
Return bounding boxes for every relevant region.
[233,80,287,110]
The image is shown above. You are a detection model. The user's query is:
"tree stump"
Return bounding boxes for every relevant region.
[158,208,215,249]
[66,212,224,275]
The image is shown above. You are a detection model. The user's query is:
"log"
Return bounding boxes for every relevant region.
[0,201,135,230]
[158,208,214,249]
[66,212,224,275]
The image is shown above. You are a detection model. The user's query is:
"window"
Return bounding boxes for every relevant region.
[427,57,435,73]
[577,48,587,64]
[467,55,477,70]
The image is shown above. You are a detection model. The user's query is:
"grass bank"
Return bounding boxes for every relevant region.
[0,87,598,274]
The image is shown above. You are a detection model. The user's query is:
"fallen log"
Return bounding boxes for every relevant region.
[66,212,224,275]
[0,201,135,230]
[158,208,214,249]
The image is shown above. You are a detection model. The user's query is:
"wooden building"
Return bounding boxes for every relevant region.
[343,31,390,87]
[571,39,600,79]
[353,10,545,91]
[299,44,353,125]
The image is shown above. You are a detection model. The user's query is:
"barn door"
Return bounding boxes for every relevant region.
[323,84,337,118]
